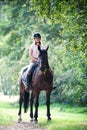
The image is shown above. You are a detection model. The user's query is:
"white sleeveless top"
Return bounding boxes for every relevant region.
[29,43,44,59]
[30,44,40,59]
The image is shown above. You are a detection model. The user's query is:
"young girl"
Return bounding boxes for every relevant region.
[26,32,43,90]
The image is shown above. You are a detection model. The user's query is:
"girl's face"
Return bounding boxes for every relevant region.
[34,37,41,44]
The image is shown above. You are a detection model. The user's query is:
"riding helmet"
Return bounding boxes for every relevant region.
[33,32,41,39]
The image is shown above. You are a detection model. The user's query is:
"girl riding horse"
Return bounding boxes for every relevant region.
[18,33,54,123]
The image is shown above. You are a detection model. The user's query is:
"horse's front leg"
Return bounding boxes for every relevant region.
[34,92,40,123]
[46,91,51,120]
[18,92,23,123]
[30,92,34,122]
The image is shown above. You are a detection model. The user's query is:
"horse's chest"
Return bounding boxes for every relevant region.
[32,69,53,88]
[36,71,52,84]
[40,74,51,82]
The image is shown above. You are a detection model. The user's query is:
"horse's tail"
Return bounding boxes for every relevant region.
[24,90,29,113]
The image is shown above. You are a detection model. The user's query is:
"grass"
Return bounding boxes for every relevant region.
[39,107,87,130]
[0,95,87,130]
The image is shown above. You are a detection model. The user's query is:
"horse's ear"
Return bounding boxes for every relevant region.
[46,46,49,51]
[38,45,41,52]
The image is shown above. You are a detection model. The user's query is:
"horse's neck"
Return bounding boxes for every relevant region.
[38,58,49,70]
[45,59,49,69]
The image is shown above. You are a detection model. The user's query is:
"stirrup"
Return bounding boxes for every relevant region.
[25,88,29,92]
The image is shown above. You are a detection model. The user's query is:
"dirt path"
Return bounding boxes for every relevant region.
[0,122,47,130]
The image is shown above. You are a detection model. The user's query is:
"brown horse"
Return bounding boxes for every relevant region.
[18,46,54,123]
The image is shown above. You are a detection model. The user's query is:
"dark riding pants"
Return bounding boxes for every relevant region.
[26,62,38,88]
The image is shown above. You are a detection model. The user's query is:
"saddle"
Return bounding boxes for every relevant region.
[22,63,38,88]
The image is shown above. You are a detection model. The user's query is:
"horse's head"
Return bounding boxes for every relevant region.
[38,46,49,72]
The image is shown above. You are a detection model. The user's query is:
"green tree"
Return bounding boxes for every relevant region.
[0,0,87,106]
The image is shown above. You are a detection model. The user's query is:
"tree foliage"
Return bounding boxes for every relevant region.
[0,0,87,106]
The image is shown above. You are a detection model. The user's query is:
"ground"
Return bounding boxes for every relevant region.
[0,122,46,130]
[0,95,46,130]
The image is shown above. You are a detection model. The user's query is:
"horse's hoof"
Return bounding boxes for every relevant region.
[34,120,38,124]
[30,118,33,122]
[48,117,51,121]
[18,118,22,123]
